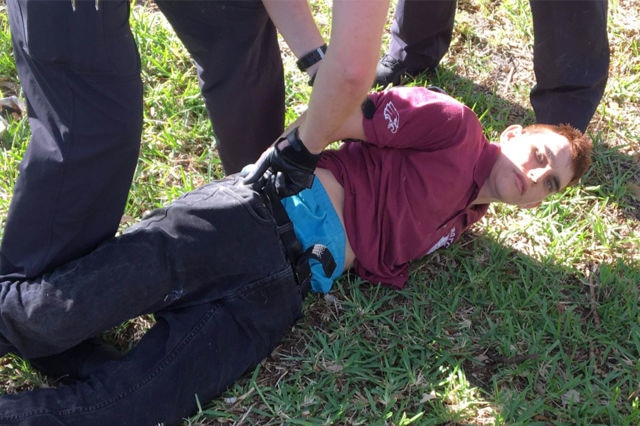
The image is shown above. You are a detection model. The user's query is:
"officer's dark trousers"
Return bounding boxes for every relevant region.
[387,0,610,131]
[0,176,304,425]
[156,0,285,175]
[3,0,284,278]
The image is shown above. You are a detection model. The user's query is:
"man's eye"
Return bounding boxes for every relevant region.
[545,179,554,192]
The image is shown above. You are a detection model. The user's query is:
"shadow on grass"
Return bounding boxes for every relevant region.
[389,66,537,131]
[585,140,640,223]
[428,231,640,424]
[203,231,639,425]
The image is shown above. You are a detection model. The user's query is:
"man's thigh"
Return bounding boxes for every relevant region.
[0,265,303,426]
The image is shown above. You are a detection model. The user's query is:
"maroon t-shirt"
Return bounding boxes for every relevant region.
[318,87,500,288]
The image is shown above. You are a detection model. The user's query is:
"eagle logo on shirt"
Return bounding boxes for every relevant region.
[383,101,400,134]
[426,227,456,255]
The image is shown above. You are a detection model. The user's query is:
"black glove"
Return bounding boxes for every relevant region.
[243,127,321,197]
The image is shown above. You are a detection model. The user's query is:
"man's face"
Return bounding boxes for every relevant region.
[488,125,574,208]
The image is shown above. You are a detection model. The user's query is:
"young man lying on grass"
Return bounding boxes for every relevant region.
[0,86,592,425]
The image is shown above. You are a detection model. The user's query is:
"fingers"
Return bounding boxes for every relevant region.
[275,171,288,196]
[242,148,274,184]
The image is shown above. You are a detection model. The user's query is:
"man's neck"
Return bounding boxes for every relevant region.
[471,184,495,206]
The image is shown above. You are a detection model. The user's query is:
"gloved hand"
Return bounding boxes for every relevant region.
[243,127,321,197]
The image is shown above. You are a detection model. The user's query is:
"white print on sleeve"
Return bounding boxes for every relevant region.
[426,227,456,255]
[383,101,400,134]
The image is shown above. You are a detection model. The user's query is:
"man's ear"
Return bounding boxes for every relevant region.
[519,201,542,209]
[499,124,523,144]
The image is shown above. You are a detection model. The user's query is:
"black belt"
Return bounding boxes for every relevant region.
[259,179,336,298]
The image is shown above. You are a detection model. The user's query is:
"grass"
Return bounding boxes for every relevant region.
[1,0,639,425]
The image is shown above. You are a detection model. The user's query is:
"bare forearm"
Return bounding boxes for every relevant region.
[289,105,366,143]
[262,0,326,78]
[298,0,389,153]
[243,0,387,197]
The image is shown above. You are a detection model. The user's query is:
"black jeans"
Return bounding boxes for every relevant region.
[0,177,304,425]
[387,0,610,131]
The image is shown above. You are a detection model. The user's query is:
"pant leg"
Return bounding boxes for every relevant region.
[0,266,303,426]
[387,0,457,73]
[2,0,143,278]
[529,0,609,131]
[0,176,290,359]
[156,0,285,174]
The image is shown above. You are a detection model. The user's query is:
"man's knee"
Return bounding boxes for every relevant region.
[0,282,85,359]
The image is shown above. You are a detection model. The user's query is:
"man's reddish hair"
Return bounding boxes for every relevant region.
[523,123,593,186]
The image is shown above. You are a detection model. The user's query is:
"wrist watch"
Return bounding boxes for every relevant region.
[296,44,327,72]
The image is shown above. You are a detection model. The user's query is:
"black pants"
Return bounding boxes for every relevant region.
[0,176,304,425]
[387,0,610,131]
[3,0,284,278]
[156,0,285,174]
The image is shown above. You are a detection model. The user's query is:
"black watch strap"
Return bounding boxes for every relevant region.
[296,44,327,72]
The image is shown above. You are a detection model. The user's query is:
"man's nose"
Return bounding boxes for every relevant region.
[528,166,550,183]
